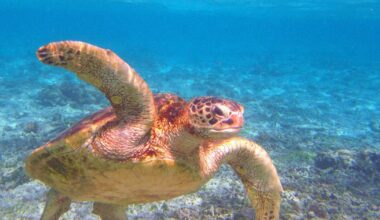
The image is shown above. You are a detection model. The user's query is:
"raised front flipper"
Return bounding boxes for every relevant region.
[36,41,155,133]
[202,137,283,220]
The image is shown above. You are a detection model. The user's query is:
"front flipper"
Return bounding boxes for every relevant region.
[36,41,155,132]
[202,137,283,220]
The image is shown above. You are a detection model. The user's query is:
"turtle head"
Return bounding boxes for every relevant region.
[186,96,244,138]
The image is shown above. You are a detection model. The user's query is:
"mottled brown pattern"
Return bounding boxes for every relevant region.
[187,96,244,135]
[46,158,68,177]
[53,107,116,142]
[154,93,186,123]
[26,41,282,220]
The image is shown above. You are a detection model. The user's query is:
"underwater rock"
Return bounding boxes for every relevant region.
[319,188,337,200]
[3,125,13,132]
[0,165,30,190]
[173,207,200,219]
[233,207,255,219]
[315,149,380,183]
[315,150,357,170]
[36,85,67,107]
[369,120,380,132]
[51,113,62,122]
[280,190,306,219]
[23,122,39,133]
[59,81,95,106]
[36,80,101,107]
[307,202,328,219]
[356,150,380,176]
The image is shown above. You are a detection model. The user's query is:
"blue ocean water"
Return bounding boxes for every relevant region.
[0,0,379,219]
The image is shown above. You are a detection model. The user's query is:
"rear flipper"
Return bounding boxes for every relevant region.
[92,202,127,220]
[41,189,71,220]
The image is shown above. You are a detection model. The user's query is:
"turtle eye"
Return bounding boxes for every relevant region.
[212,106,224,117]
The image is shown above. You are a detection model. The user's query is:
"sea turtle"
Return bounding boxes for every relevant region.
[25,41,283,220]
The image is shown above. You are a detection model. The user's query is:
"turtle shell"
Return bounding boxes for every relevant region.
[25,94,207,204]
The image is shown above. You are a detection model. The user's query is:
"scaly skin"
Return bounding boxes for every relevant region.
[26,41,282,220]
[37,41,154,133]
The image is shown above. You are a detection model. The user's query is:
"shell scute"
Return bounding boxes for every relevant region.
[26,107,117,182]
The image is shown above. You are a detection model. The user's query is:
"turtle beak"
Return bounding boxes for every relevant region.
[240,105,245,113]
[209,112,244,134]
